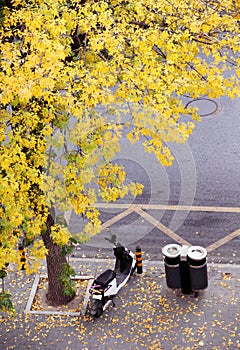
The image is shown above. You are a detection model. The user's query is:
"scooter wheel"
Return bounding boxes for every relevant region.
[91,300,103,318]
[131,263,137,275]
[95,306,103,318]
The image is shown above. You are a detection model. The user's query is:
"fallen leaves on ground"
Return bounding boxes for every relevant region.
[0,265,239,349]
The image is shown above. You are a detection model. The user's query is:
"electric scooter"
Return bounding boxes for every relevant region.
[89,245,137,317]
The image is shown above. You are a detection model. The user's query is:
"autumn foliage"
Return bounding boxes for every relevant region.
[0,0,240,307]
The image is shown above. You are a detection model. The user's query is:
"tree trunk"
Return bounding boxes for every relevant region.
[42,214,75,306]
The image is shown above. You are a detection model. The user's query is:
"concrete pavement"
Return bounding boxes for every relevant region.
[0,257,239,350]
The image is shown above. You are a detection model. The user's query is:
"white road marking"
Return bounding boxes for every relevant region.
[96,203,240,213]
[206,228,240,253]
[65,203,240,252]
[134,206,190,246]
[101,205,136,230]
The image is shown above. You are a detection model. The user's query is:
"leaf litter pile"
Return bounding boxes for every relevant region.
[0,264,239,350]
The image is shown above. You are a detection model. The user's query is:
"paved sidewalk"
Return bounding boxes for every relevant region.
[0,258,239,350]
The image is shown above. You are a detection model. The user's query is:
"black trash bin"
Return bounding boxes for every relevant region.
[162,244,182,289]
[187,246,208,291]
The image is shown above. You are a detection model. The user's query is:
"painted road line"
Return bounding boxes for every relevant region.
[101,205,136,230]
[206,228,240,253]
[134,206,191,246]
[141,204,240,213]
[95,203,240,213]
[64,209,72,225]
[96,203,130,209]
[65,203,240,253]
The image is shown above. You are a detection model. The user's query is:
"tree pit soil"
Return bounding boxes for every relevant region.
[32,277,89,312]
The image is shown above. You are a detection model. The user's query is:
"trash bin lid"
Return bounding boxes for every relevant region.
[188,246,207,260]
[162,244,182,258]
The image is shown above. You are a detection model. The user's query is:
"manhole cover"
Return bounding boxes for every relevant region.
[185,98,218,117]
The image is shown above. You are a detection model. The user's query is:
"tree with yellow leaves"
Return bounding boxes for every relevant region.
[0,0,239,308]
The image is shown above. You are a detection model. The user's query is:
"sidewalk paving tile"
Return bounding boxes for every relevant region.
[0,259,239,350]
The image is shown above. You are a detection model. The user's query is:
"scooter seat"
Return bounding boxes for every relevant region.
[95,269,116,288]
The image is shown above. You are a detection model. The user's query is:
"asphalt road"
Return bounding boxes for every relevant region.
[69,95,240,264]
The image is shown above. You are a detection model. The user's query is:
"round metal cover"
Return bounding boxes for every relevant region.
[188,246,207,260]
[185,98,218,117]
[162,244,182,258]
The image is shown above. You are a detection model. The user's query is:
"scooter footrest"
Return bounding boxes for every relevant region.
[95,269,116,288]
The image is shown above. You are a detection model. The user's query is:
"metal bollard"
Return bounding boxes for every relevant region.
[135,246,143,274]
